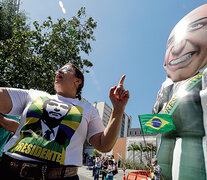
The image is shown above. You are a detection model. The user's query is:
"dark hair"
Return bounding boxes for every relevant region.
[65,63,84,100]
[109,160,114,164]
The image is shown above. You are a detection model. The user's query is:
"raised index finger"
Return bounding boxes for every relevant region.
[118,74,126,85]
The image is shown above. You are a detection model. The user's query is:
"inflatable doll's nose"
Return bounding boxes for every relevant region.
[171,39,186,55]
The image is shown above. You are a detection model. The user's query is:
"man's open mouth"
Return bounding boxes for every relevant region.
[56,73,63,80]
[169,51,196,66]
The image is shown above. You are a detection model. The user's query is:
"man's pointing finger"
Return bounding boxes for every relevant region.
[118,74,126,86]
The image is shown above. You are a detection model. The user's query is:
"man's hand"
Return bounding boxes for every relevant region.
[0,114,19,133]
[109,75,129,110]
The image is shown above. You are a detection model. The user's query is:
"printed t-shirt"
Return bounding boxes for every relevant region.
[3,88,105,166]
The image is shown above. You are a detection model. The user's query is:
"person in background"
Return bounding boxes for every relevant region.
[113,162,118,176]
[82,152,88,165]
[94,154,102,180]
[105,160,115,180]
[150,158,161,180]
[110,155,116,164]
[92,155,95,177]
[101,157,108,180]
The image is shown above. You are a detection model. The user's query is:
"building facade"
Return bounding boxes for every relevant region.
[128,128,143,137]
[93,101,132,137]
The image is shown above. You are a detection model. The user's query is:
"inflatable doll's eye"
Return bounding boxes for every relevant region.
[189,23,203,31]
[166,36,174,49]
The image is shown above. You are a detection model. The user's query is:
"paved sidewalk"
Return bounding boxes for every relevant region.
[78,166,137,180]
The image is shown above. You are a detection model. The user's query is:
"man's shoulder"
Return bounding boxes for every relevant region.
[28,89,52,100]
[78,99,93,108]
[75,100,96,113]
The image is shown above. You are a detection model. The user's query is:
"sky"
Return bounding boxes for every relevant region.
[19,0,207,128]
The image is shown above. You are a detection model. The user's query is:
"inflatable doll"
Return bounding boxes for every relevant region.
[153,3,207,180]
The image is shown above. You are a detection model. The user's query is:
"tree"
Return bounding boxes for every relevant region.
[147,143,157,160]
[0,0,28,40]
[137,142,145,164]
[143,142,157,165]
[127,143,139,163]
[0,6,96,94]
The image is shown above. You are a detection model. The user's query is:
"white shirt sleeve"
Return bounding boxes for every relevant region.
[6,88,29,116]
[86,105,105,142]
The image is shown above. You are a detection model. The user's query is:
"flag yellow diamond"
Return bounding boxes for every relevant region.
[145,116,169,130]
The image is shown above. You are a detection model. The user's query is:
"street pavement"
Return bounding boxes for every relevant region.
[78,166,137,180]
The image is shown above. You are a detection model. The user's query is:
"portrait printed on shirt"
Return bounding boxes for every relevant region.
[8,96,83,165]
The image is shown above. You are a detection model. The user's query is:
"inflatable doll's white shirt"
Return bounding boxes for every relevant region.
[163,77,173,88]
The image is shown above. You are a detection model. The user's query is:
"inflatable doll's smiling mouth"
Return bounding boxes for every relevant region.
[169,51,196,66]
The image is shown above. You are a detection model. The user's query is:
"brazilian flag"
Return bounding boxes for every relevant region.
[138,114,176,134]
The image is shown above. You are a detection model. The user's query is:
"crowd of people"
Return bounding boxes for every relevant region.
[92,155,161,180]
[93,155,118,180]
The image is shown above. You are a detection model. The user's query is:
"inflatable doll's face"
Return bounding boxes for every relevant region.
[164,4,207,82]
